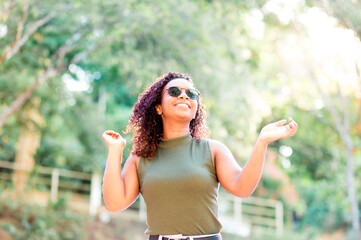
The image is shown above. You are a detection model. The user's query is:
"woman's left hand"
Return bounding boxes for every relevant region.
[258,117,298,145]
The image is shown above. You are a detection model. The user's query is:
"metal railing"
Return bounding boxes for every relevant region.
[218,190,283,236]
[0,160,102,216]
[1,160,283,237]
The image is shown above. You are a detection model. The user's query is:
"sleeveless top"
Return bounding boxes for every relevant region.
[137,133,222,236]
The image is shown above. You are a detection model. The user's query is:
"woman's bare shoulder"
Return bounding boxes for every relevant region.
[208,139,228,151]
[125,153,141,168]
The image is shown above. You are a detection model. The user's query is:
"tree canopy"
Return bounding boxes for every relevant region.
[1,0,360,239]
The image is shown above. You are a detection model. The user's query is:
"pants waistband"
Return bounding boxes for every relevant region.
[149,234,221,240]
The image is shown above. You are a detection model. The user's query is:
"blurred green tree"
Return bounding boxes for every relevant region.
[253,1,361,237]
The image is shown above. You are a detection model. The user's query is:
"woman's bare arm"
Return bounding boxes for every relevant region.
[211,118,298,197]
[101,130,140,212]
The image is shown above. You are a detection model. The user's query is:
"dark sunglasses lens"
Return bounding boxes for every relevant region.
[186,89,199,99]
[168,87,182,97]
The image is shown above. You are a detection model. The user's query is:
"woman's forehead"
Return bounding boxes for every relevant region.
[165,78,194,88]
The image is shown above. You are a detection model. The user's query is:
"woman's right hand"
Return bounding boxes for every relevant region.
[102,130,126,150]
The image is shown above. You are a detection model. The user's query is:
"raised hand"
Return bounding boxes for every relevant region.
[258,117,298,145]
[102,130,126,149]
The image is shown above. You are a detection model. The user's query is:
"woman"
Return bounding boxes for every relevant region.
[102,72,298,240]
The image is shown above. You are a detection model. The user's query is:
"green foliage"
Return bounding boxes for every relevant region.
[0,194,85,240]
[294,179,348,237]
[257,176,283,199]
[1,0,361,238]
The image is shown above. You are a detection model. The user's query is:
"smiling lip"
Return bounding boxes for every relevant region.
[174,101,191,108]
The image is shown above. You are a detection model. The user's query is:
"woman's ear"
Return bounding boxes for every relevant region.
[155,104,162,115]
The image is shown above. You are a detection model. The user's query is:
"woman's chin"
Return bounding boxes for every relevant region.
[172,113,195,122]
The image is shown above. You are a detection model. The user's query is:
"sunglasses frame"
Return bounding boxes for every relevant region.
[165,86,200,100]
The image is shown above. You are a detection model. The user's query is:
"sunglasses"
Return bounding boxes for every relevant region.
[165,86,200,100]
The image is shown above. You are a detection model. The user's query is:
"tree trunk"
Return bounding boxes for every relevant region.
[12,97,43,191]
[314,76,360,239]
[345,136,361,240]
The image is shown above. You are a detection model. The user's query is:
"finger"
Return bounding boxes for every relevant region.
[102,131,111,141]
[275,119,287,127]
[291,127,297,136]
[106,131,115,136]
[103,130,111,137]
[293,123,298,133]
[103,130,117,140]
[288,118,298,129]
[290,124,297,135]
[289,117,298,126]
[106,130,121,139]
[112,133,120,139]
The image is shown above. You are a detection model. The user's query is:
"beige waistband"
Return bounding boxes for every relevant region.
[155,233,219,240]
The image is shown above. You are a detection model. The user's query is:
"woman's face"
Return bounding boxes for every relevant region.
[156,78,199,122]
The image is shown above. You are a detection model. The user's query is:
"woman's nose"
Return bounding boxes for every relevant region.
[178,89,189,99]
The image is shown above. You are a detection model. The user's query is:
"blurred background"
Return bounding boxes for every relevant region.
[0,0,360,239]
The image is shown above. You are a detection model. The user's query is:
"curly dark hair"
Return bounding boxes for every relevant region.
[125,72,209,159]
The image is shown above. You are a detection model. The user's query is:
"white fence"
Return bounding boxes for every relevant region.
[0,160,102,216]
[0,160,283,236]
[218,192,283,236]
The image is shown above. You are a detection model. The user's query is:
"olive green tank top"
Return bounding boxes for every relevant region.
[137,133,222,236]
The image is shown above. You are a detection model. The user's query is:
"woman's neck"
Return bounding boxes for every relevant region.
[161,120,190,139]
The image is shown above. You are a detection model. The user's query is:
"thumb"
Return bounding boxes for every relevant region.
[274,119,287,127]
